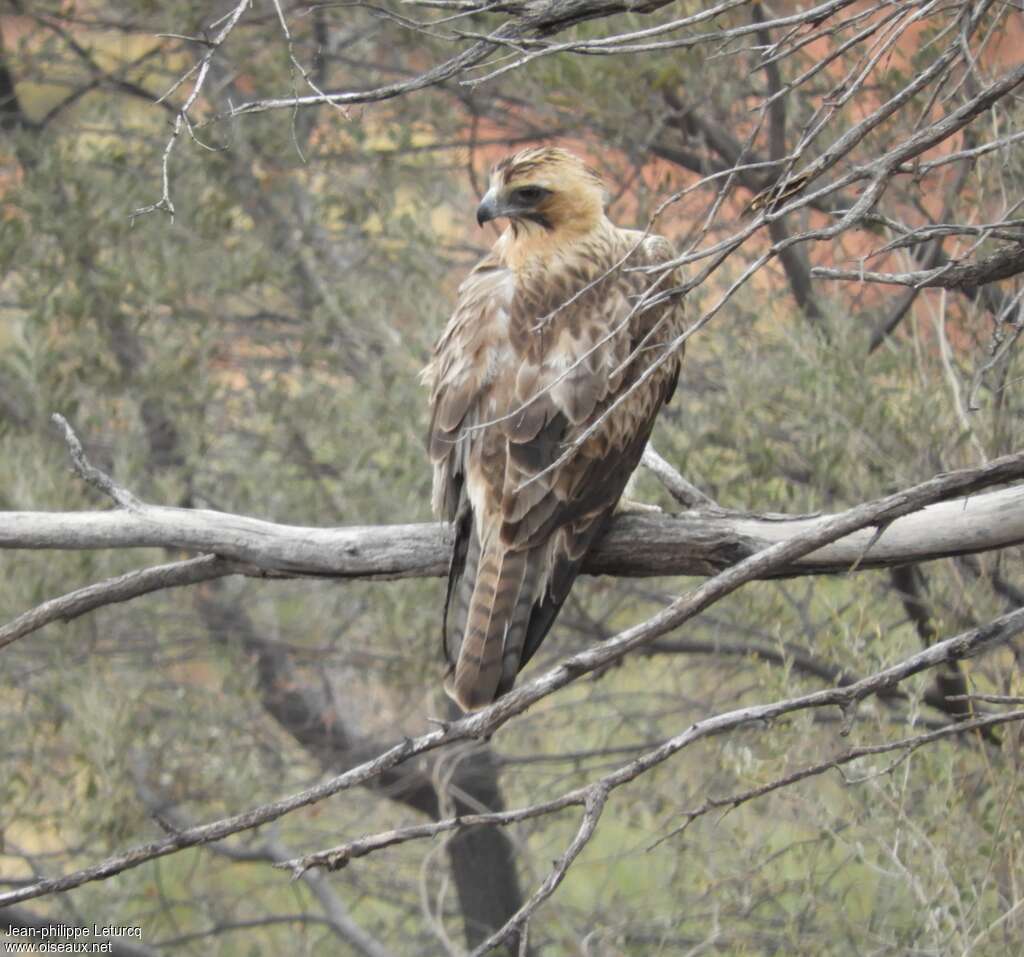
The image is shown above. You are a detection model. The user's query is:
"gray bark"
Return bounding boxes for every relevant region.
[3,481,1023,580]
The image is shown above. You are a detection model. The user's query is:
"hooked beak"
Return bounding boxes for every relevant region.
[476,189,501,227]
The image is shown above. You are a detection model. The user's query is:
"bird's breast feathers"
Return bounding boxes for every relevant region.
[426,223,683,526]
[425,148,686,710]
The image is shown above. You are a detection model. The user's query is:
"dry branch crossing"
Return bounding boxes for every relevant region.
[1,481,1023,581]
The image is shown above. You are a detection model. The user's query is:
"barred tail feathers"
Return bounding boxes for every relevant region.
[447,544,536,712]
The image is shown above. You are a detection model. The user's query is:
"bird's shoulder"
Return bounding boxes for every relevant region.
[604,226,684,336]
[422,251,512,387]
[456,249,514,299]
[444,225,676,324]
[425,222,681,409]
[608,226,678,270]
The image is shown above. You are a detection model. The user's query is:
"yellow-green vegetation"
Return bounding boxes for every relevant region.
[1,2,1023,955]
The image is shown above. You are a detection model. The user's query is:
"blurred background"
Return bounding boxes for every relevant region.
[2,1,1023,954]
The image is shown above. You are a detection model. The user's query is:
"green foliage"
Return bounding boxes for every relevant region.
[1,2,1023,954]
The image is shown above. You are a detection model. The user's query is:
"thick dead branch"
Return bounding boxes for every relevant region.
[2,478,1023,587]
[814,242,1024,292]
[1,453,1022,909]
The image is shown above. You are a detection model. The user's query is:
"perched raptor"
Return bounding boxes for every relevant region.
[423,147,686,711]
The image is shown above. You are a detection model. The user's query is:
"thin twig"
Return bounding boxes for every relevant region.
[51,413,141,510]
[2,453,1023,907]
[0,555,248,651]
[641,445,718,509]
[948,693,1024,706]
[651,709,1024,847]
[132,0,252,220]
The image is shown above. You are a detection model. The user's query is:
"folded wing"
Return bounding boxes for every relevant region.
[424,233,684,710]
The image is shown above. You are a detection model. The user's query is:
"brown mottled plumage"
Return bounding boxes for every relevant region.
[423,147,685,711]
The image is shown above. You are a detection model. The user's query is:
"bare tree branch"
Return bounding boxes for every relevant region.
[212,0,752,119]
[277,706,1023,877]
[279,613,1024,954]
[3,474,1024,586]
[645,626,1010,735]
[640,445,717,508]
[888,564,984,731]
[131,0,253,220]
[655,708,1024,844]
[1,453,1022,909]
[51,413,141,510]
[470,786,607,956]
[814,242,1024,292]
[0,554,249,651]
[132,769,398,957]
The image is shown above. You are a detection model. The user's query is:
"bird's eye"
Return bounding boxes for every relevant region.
[513,186,547,204]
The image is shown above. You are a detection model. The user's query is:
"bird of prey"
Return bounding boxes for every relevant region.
[423,147,685,711]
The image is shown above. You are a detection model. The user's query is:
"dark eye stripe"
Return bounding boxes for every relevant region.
[513,186,550,203]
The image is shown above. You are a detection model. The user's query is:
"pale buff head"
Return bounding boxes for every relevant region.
[475,147,607,240]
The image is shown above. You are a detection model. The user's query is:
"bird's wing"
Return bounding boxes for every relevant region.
[424,251,512,522]
[425,233,684,710]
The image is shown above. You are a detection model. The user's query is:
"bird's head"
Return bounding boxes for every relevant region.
[476,147,607,238]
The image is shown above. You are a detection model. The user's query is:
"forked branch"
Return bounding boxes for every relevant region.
[2,452,1023,911]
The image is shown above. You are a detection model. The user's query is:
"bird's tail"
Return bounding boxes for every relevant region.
[445,538,542,712]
